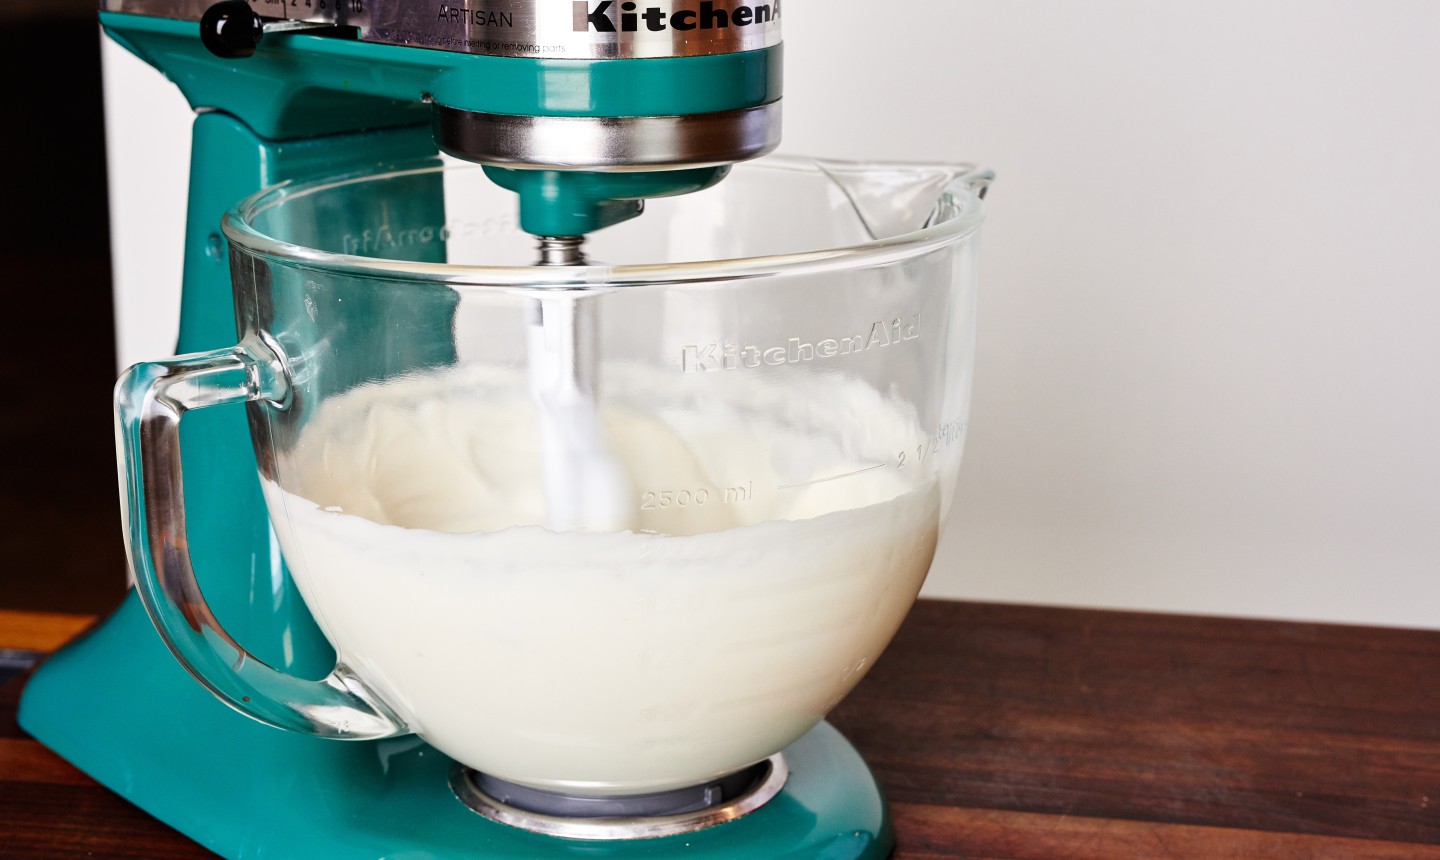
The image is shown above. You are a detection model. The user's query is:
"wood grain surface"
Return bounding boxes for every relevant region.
[2,600,1438,859]
[0,611,98,653]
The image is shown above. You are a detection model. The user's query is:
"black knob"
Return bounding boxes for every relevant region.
[200,1,264,59]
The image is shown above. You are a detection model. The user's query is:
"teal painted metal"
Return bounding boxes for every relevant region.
[100,13,781,140]
[484,164,732,236]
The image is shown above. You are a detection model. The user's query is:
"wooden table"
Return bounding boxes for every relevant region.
[3,601,1438,858]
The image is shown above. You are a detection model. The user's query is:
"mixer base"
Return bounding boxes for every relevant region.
[20,591,894,859]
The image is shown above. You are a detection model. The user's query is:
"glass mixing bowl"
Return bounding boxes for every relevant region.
[118,155,990,798]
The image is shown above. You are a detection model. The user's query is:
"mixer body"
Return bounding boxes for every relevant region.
[18,2,985,857]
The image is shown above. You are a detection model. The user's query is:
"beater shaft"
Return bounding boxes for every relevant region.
[527,236,633,532]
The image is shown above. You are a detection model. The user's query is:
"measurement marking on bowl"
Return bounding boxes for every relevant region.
[778,463,886,490]
[639,482,753,509]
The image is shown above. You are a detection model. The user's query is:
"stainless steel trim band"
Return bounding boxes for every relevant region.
[104,0,782,58]
[435,101,781,170]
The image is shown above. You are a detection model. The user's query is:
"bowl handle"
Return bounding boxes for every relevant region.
[115,336,406,740]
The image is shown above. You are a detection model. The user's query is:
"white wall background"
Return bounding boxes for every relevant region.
[105,1,1440,629]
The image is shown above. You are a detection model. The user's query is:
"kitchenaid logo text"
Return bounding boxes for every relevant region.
[682,315,919,373]
[575,0,780,33]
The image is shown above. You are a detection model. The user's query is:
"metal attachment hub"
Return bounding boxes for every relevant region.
[436,103,782,172]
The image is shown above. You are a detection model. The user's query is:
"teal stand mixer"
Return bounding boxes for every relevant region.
[18,0,896,857]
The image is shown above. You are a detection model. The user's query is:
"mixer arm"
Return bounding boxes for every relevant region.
[101,9,781,237]
[116,337,408,741]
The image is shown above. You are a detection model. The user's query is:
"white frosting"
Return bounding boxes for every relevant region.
[264,366,940,794]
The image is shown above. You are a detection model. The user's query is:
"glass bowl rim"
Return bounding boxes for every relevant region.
[221,155,990,289]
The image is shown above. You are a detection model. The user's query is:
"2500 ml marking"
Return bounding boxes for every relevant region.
[639,480,753,510]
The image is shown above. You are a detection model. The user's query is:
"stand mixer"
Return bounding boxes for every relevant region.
[19,2,987,857]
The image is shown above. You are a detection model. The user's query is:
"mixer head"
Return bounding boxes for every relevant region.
[108,0,782,237]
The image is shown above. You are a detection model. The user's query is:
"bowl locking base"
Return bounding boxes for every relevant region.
[450,755,788,840]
